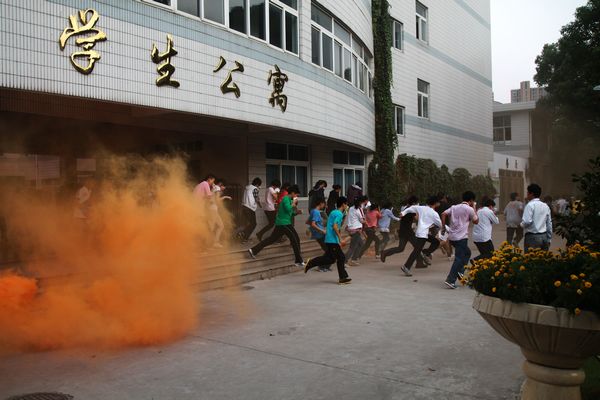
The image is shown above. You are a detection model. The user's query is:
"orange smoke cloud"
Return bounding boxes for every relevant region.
[0,156,228,353]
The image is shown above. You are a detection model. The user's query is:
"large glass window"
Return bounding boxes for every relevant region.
[269,3,283,48]
[229,0,246,33]
[285,11,298,53]
[416,1,428,43]
[343,48,352,82]
[250,0,266,39]
[392,19,403,50]
[178,0,200,16]
[311,27,321,64]
[334,21,351,45]
[266,142,309,196]
[279,0,297,9]
[417,79,430,118]
[204,0,225,24]
[311,3,332,31]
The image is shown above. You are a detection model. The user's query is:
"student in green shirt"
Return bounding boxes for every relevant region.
[248,185,304,267]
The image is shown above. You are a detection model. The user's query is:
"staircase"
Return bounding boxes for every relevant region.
[195,239,324,290]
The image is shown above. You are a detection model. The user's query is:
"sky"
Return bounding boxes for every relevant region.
[491,0,587,103]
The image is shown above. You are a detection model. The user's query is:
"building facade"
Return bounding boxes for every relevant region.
[0,0,493,220]
[510,80,547,103]
[389,0,493,175]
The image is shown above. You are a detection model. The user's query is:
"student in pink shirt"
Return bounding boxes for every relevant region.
[441,191,479,289]
[193,174,215,199]
[359,203,382,259]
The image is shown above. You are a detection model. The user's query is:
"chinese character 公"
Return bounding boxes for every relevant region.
[151,34,180,88]
[59,9,107,74]
[213,56,244,98]
[268,65,288,112]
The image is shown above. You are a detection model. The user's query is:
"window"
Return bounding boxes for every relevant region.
[333,150,364,166]
[150,0,171,5]
[229,0,246,33]
[417,79,430,118]
[285,11,298,53]
[416,1,428,43]
[269,3,283,48]
[333,167,364,196]
[205,0,225,24]
[493,115,512,143]
[392,19,403,50]
[394,105,405,136]
[178,0,200,16]
[250,0,266,39]
[279,0,297,9]
[311,27,321,64]
[266,142,309,196]
[310,1,371,94]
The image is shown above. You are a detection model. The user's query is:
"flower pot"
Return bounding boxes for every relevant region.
[473,293,600,400]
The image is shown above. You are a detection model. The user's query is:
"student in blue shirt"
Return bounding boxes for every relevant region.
[308,199,332,272]
[304,197,352,284]
[378,201,400,254]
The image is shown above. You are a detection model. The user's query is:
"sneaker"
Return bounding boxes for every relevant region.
[324,268,332,272]
[212,243,223,249]
[295,262,306,268]
[348,260,360,267]
[448,256,454,261]
[338,278,352,285]
[247,248,256,259]
[421,252,432,265]
[400,266,413,277]
[304,259,311,274]
[375,254,380,259]
[380,252,387,263]
[444,281,457,289]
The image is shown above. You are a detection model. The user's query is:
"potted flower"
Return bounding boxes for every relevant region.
[467,244,600,400]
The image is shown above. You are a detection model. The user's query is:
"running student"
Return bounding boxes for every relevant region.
[504,192,524,247]
[442,191,479,289]
[398,196,442,277]
[248,185,304,267]
[359,203,382,259]
[472,198,499,260]
[240,177,262,242]
[345,195,368,266]
[326,184,342,215]
[381,196,418,263]
[378,202,400,254]
[304,196,352,284]
[256,179,280,241]
[307,198,332,272]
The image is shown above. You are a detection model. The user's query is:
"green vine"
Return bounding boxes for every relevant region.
[368,0,399,205]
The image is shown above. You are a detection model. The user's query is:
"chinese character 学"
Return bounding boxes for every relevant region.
[151,34,180,88]
[213,56,244,98]
[268,65,288,112]
[59,9,107,75]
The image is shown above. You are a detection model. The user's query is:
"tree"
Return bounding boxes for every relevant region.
[535,0,600,129]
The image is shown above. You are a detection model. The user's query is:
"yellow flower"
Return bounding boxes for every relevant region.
[570,274,578,281]
[579,273,586,278]
[584,282,592,289]
[503,273,509,278]
[554,281,562,288]
[519,266,526,271]
[575,308,581,316]
[494,271,501,277]
[492,287,497,293]
[577,289,583,295]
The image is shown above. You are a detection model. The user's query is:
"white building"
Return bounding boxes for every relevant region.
[389,0,493,175]
[510,80,547,103]
[0,0,492,219]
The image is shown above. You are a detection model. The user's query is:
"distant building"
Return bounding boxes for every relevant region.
[510,81,547,103]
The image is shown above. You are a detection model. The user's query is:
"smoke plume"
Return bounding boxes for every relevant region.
[0,156,226,353]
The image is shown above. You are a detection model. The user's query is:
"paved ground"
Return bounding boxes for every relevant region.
[1,224,562,400]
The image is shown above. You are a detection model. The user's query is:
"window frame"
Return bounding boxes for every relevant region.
[493,115,512,144]
[141,0,298,56]
[310,1,371,95]
[394,105,405,136]
[392,19,404,51]
[415,1,429,44]
[417,79,430,119]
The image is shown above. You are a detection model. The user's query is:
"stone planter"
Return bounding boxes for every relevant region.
[473,293,600,400]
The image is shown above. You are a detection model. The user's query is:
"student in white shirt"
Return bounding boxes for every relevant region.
[345,195,368,266]
[521,183,552,252]
[504,192,524,247]
[398,196,442,277]
[256,179,281,241]
[473,198,500,260]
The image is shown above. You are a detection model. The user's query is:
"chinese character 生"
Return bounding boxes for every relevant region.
[213,56,244,98]
[268,65,288,112]
[151,34,180,88]
[58,9,107,75]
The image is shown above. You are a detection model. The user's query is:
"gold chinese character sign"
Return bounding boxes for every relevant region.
[213,56,244,98]
[151,34,180,88]
[268,65,288,112]
[59,9,107,75]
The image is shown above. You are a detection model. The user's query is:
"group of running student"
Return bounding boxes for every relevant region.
[201,174,553,288]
